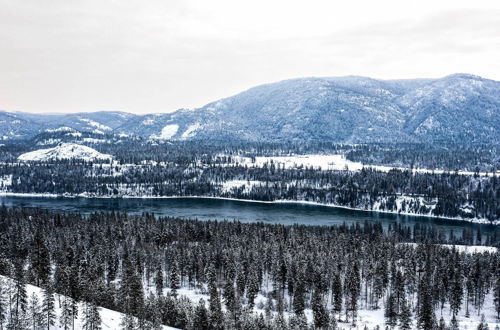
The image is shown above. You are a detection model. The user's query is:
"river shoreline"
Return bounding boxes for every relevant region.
[1,192,498,226]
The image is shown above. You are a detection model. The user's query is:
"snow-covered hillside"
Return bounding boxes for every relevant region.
[1,74,499,143]
[18,143,112,161]
[0,276,177,330]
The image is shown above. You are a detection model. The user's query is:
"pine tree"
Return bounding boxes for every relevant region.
[169,262,180,299]
[119,313,136,330]
[312,289,329,329]
[288,313,308,330]
[476,314,489,330]
[207,266,223,330]
[41,284,55,330]
[193,299,210,330]
[450,315,460,330]
[332,273,342,318]
[11,260,28,330]
[82,302,102,330]
[28,293,44,330]
[345,262,360,325]
[223,278,236,314]
[59,296,73,330]
[384,294,397,328]
[494,275,500,320]
[0,279,6,330]
[154,264,163,297]
[292,280,305,315]
[438,316,446,330]
[450,267,463,317]
[31,229,51,287]
[245,273,259,309]
[399,297,412,330]
[417,272,435,330]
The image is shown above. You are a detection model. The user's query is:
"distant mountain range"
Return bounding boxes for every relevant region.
[1,73,499,143]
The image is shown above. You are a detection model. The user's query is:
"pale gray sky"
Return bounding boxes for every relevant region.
[1,0,500,113]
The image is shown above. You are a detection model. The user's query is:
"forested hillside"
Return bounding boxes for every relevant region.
[2,74,500,144]
[0,208,498,329]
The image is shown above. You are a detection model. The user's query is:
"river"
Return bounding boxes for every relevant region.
[0,195,497,237]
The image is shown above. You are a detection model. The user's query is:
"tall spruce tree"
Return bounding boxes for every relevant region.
[42,284,55,330]
[207,265,223,330]
[312,289,329,329]
[193,299,210,330]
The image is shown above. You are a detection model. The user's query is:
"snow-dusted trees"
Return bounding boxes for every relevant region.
[0,207,497,329]
[41,283,55,330]
[82,302,101,330]
[28,293,43,330]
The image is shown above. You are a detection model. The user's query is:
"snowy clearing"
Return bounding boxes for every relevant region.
[223,154,498,177]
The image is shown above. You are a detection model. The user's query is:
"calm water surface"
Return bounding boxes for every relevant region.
[0,196,497,236]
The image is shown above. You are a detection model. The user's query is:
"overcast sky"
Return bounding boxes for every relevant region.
[1,0,500,114]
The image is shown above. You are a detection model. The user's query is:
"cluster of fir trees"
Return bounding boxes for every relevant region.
[0,207,498,329]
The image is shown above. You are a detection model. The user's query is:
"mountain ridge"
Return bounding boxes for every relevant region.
[1,74,499,143]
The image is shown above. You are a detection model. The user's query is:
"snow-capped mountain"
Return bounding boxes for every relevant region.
[18,143,112,161]
[125,73,498,143]
[2,74,499,143]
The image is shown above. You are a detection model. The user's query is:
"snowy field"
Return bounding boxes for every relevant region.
[222,154,499,177]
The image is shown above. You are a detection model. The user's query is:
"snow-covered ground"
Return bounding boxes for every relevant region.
[0,276,177,330]
[151,124,179,139]
[18,143,112,162]
[150,269,499,330]
[78,117,112,132]
[181,123,202,139]
[222,180,265,194]
[45,127,75,133]
[223,154,499,177]
[401,243,498,254]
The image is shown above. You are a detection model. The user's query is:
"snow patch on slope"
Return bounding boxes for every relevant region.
[45,126,75,133]
[18,143,112,161]
[79,117,112,131]
[181,123,201,139]
[151,124,179,139]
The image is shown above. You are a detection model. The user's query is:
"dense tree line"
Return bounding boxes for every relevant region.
[0,207,498,329]
[346,144,500,173]
[1,159,499,221]
[1,136,498,172]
